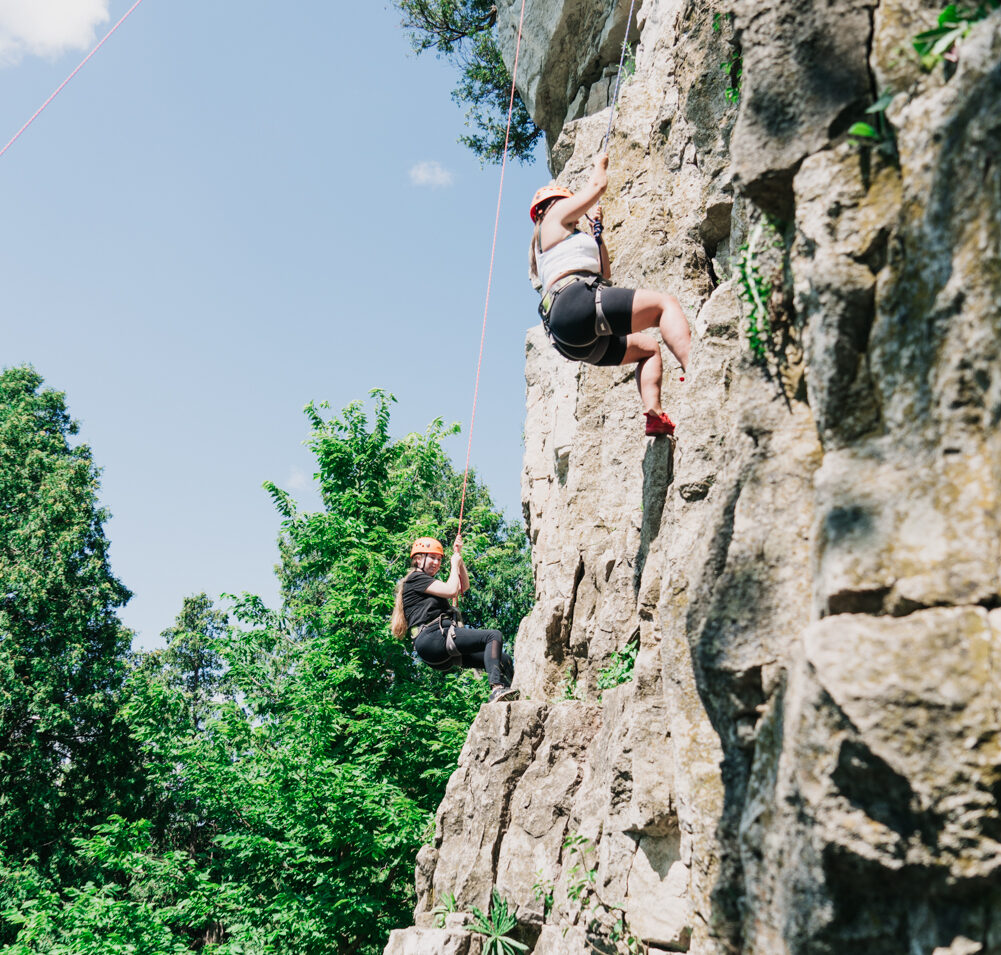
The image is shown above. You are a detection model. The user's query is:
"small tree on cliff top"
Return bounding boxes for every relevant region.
[395,0,542,162]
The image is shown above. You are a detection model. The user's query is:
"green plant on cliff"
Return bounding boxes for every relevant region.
[431,891,459,928]
[532,870,555,920]
[711,11,730,31]
[564,832,597,905]
[913,1,1000,70]
[563,833,645,953]
[394,0,542,162]
[737,222,775,361]
[848,91,898,160]
[721,53,742,103]
[467,888,528,954]
[559,666,581,701]
[596,638,639,695]
[621,40,638,82]
[712,11,741,103]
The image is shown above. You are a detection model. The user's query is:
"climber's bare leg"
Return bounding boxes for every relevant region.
[631,288,690,371]
[622,333,663,415]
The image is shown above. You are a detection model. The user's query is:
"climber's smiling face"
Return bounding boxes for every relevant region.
[420,553,443,576]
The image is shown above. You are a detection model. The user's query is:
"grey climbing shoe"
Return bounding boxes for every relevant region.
[488,685,519,703]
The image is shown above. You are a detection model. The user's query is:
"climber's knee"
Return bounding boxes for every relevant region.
[621,333,659,364]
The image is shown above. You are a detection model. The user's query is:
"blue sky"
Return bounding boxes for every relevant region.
[1,0,545,648]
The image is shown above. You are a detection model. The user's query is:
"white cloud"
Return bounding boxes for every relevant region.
[0,0,110,66]
[285,466,312,492]
[409,160,454,188]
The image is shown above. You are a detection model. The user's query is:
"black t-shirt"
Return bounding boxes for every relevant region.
[401,571,451,630]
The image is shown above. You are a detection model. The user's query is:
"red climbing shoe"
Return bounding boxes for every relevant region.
[644,411,675,437]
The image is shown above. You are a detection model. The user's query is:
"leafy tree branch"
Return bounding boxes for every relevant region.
[394,0,542,162]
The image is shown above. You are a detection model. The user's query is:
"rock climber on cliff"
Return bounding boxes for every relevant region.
[529,153,691,436]
[391,535,517,703]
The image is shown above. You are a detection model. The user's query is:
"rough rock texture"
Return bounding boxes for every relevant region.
[387,0,1001,952]
[495,0,641,160]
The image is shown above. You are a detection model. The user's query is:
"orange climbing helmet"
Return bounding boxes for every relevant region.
[529,185,574,222]
[410,537,444,558]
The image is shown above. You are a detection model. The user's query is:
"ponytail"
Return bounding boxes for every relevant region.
[391,576,410,638]
[528,217,543,291]
[390,563,422,638]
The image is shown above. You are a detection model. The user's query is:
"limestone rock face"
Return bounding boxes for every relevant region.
[383,928,482,955]
[387,1,1001,953]
[494,0,640,161]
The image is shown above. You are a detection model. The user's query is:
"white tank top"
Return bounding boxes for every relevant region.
[537,231,602,292]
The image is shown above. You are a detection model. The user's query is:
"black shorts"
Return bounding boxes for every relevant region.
[546,280,635,367]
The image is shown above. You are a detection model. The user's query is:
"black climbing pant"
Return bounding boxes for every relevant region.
[414,621,514,687]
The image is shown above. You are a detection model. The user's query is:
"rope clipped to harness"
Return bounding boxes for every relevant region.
[601,0,640,154]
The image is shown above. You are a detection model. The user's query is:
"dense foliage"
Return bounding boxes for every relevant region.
[0,368,137,871]
[395,0,542,162]
[0,378,532,954]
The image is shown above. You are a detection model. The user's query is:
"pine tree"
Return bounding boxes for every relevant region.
[0,366,134,864]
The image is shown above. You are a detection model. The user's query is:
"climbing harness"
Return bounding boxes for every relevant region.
[412,612,463,673]
[535,205,612,364]
[602,0,640,153]
[455,0,529,541]
[0,0,149,162]
[538,273,613,364]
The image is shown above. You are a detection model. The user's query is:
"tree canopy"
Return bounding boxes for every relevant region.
[0,367,136,867]
[395,0,542,162]
[0,383,533,955]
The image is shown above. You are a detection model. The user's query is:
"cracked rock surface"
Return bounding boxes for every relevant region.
[387,1,1001,953]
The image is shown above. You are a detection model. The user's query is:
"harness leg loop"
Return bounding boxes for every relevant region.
[594,284,612,336]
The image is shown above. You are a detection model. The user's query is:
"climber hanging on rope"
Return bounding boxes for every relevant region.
[529,153,691,436]
[391,535,517,703]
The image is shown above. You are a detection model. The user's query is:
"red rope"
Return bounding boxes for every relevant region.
[455,0,529,540]
[0,0,148,162]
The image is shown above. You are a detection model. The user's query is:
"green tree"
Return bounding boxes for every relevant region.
[0,817,252,955]
[395,0,542,162]
[1,390,532,954]
[0,366,135,867]
[127,595,233,867]
[122,392,532,954]
[149,593,228,726]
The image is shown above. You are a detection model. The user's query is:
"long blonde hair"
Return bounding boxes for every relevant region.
[528,215,545,291]
[390,560,422,638]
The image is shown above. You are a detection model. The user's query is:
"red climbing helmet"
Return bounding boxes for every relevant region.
[410,537,444,558]
[529,185,574,222]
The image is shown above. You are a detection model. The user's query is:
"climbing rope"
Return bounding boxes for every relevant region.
[602,0,639,153]
[455,0,529,541]
[0,0,148,162]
